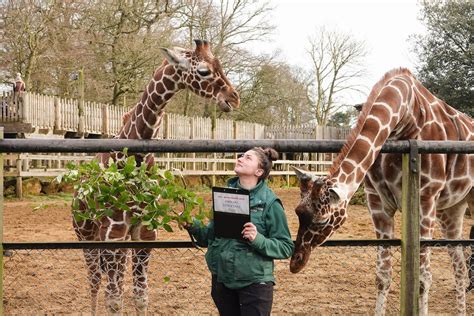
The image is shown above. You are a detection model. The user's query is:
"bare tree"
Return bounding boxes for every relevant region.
[0,0,181,104]
[0,0,61,90]
[168,0,275,117]
[306,27,367,125]
[237,59,312,125]
[80,0,181,105]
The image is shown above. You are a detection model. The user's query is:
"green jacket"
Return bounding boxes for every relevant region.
[188,177,294,289]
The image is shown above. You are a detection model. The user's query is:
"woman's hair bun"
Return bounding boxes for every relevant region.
[263,147,279,161]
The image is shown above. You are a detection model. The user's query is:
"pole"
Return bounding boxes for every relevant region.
[0,126,4,315]
[0,139,471,154]
[78,67,85,137]
[400,140,420,315]
[211,103,217,187]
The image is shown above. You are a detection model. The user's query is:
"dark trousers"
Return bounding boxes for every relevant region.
[211,275,273,316]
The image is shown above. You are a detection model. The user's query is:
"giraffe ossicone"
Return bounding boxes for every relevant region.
[73,39,240,315]
[290,67,473,315]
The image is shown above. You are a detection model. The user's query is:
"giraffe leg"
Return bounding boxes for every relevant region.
[366,189,395,316]
[437,204,467,315]
[418,244,432,316]
[466,189,474,291]
[467,225,474,292]
[101,248,129,315]
[375,244,392,316]
[131,248,152,314]
[74,216,102,315]
[83,248,102,315]
[418,198,438,316]
[131,225,157,315]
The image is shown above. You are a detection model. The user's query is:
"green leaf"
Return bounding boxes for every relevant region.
[60,149,209,234]
[164,170,174,181]
[163,223,173,232]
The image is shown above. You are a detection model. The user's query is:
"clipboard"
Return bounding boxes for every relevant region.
[212,187,250,240]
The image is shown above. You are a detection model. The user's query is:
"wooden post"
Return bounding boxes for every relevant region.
[16,156,23,199]
[211,103,217,187]
[101,105,109,137]
[190,117,196,171]
[211,113,217,186]
[0,126,4,316]
[163,114,170,170]
[54,96,61,131]
[233,121,239,160]
[400,140,420,316]
[20,92,28,123]
[78,68,85,137]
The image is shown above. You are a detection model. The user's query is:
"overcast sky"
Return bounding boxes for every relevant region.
[255,0,426,104]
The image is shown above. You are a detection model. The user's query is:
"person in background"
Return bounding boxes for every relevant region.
[13,73,25,95]
[186,147,294,316]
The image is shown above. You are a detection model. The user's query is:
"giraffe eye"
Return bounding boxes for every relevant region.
[197,68,211,77]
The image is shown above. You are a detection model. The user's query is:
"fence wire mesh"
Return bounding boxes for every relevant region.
[3,244,473,315]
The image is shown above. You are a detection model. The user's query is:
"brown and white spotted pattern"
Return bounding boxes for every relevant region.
[290,68,473,315]
[73,40,240,315]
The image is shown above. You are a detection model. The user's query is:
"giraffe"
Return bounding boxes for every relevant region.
[73,39,240,315]
[289,68,473,315]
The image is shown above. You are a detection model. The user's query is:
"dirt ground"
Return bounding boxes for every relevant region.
[3,187,474,315]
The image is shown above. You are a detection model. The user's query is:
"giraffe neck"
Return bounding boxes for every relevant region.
[329,70,419,202]
[118,63,182,140]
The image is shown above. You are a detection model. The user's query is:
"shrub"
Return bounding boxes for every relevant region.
[349,185,367,206]
[57,150,208,232]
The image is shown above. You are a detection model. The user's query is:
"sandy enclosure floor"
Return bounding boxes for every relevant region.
[3,187,474,315]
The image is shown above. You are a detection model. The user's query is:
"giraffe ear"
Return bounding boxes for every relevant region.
[291,166,317,193]
[160,47,190,70]
[291,166,317,181]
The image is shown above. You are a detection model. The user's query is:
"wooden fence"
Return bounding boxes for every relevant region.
[0,92,266,139]
[265,123,350,140]
[0,91,350,141]
[3,153,331,177]
[1,91,351,196]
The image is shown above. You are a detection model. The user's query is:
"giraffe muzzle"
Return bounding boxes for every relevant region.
[289,248,311,273]
[217,98,239,112]
[220,100,233,112]
[217,90,240,112]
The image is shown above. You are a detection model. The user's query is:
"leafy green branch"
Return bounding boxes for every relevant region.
[57,150,208,232]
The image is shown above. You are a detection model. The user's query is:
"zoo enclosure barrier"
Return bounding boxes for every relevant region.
[0,91,348,139]
[0,133,473,315]
[1,91,351,196]
[2,240,472,314]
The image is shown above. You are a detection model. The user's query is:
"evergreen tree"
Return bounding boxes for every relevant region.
[413,0,473,116]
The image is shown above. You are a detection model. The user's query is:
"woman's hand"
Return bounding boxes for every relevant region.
[180,221,193,230]
[242,222,258,242]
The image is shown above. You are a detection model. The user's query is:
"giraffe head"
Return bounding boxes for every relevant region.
[289,167,348,273]
[160,39,240,112]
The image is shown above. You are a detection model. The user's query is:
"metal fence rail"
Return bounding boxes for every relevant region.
[0,138,473,154]
[1,132,473,315]
[3,243,472,315]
